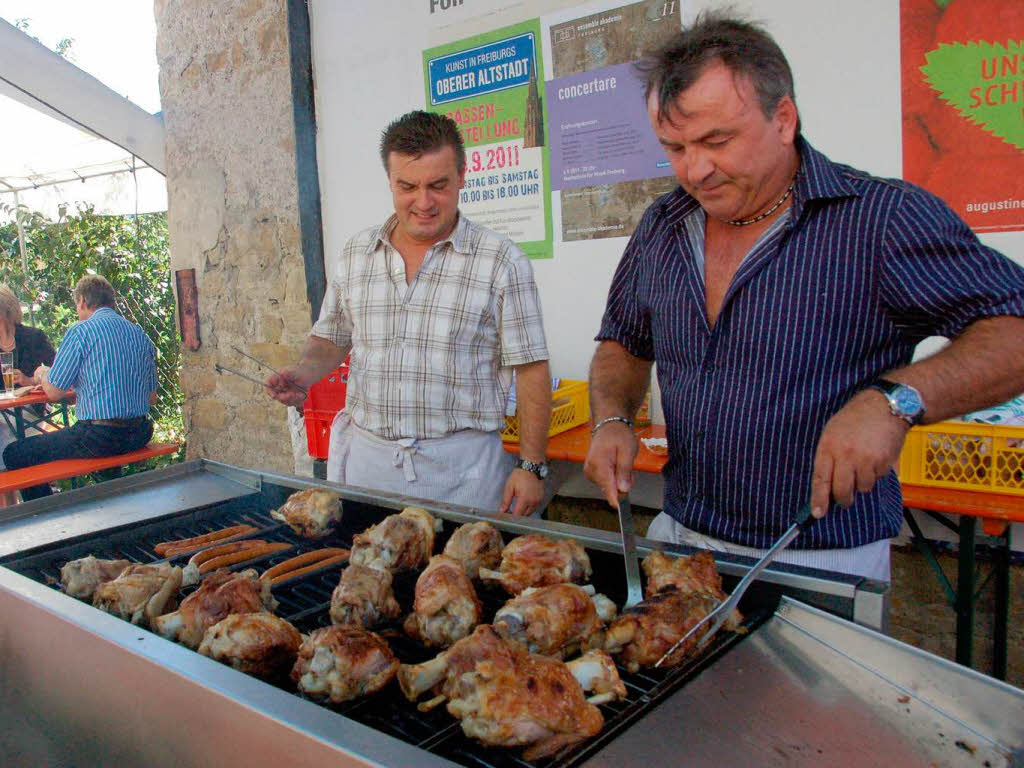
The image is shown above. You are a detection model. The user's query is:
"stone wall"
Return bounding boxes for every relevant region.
[154,0,311,474]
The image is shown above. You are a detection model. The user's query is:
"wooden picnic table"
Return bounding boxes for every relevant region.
[0,390,75,440]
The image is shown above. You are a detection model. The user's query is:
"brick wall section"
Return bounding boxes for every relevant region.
[154,0,311,473]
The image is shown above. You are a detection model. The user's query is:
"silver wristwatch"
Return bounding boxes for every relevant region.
[869,378,926,425]
[515,458,550,480]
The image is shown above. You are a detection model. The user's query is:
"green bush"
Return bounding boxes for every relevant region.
[0,202,183,447]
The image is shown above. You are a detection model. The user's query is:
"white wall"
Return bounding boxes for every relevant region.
[309,0,1024,390]
[309,1,1024,525]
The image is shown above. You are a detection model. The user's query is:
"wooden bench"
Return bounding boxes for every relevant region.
[901,483,1023,681]
[0,442,180,494]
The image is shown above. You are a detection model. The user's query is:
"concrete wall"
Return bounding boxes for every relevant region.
[155,0,310,474]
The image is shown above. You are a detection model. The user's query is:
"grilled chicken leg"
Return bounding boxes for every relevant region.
[493,583,615,658]
[478,534,591,595]
[442,521,504,579]
[350,506,440,572]
[292,626,399,703]
[403,555,481,648]
[92,563,182,627]
[60,556,131,600]
[154,568,276,649]
[329,564,402,629]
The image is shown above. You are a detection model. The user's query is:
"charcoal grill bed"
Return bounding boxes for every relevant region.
[0,460,1020,768]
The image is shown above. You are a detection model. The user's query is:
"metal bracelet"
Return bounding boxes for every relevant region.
[591,415,634,436]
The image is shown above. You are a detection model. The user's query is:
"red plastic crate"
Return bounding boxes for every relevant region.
[304,409,335,460]
[303,363,349,413]
[302,360,349,459]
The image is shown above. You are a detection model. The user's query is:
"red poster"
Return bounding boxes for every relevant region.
[901,0,1024,233]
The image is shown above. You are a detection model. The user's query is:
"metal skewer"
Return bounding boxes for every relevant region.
[214,363,269,389]
[231,345,307,396]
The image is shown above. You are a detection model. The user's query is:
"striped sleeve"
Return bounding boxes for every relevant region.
[880,185,1024,341]
[47,323,85,391]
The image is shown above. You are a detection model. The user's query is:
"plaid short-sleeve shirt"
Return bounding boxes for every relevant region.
[311,214,549,440]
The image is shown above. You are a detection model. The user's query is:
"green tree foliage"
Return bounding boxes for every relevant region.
[0,203,183,446]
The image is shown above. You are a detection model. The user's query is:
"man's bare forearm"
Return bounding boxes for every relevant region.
[514,360,552,463]
[296,335,349,386]
[889,316,1024,422]
[588,341,652,422]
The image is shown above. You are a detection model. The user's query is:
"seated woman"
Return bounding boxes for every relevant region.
[0,284,56,505]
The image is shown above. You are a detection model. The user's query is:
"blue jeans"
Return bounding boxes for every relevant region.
[2,418,154,501]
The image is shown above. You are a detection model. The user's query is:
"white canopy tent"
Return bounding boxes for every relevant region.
[0,17,166,292]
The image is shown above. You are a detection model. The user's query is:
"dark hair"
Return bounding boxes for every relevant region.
[638,10,799,132]
[379,110,466,173]
[73,274,116,310]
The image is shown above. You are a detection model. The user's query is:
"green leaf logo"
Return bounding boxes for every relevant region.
[921,40,1024,153]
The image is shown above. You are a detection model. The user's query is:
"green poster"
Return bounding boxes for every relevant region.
[424,19,553,259]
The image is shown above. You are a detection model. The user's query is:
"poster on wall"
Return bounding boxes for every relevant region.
[424,20,553,259]
[541,0,681,242]
[901,0,1024,233]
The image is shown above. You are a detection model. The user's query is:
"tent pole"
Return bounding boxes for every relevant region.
[12,190,33,325]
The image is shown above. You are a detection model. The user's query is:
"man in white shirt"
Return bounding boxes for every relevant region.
[267,111,551,515]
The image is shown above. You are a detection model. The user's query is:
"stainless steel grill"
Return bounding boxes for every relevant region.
[1,460,1020,768]
[2,487,776,768]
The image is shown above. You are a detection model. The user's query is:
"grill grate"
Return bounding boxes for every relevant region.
[1,489,778,768]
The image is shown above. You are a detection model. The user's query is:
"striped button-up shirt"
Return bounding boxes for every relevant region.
[311,214,548,440]
[48,307,157,420]
[598,139,1024,550]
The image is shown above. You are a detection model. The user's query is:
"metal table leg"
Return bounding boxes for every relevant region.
[992,525,1010,681]
[955,515,976,669]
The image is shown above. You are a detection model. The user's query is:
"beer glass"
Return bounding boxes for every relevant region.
[0,351,14,397]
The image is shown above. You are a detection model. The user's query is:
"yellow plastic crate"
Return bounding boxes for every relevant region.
[899,420,1024,496]
[501,379,589,443]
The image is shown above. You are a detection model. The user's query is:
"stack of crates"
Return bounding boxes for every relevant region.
[302,358,349,460]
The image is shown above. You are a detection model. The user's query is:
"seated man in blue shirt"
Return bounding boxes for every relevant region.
[584,12,1024,579]
[3,275,157,502]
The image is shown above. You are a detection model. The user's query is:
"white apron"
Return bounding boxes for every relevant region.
[646,512,891,581]
[326,411,513,513]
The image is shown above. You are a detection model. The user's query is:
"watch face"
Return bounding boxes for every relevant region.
[892,386,924,417]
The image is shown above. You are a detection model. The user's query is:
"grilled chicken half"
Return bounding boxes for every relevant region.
[154,568,277,649]
[329,565,402,629]
[198,612,303,680]
[442,521,504,579]
[398,625,611,761]
[602,589,740,672]
[271,488,342,538]
[61,556,131,600]
[479,534,592,595]
[404,555,481,648]
[92,563,182,627]
[642,549,742,631]
[350,506,440,572]
[292,626,399,703]
[493,583,615,658]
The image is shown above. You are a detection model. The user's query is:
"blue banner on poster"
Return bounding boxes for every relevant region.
[427,33,536,106]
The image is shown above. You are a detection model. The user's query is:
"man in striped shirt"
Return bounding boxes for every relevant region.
[267,111,552,515]
[3,275,157,501]
[584,13,1024,579]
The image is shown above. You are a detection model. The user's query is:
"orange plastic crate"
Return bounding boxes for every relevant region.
[501,379,589,443]
[899,421,1024,496]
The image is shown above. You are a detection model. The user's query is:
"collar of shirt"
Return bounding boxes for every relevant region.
[365,212,474,258]
[656,137,861,228]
